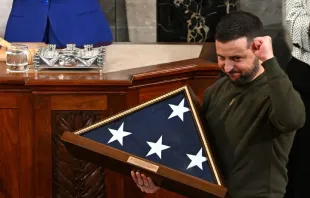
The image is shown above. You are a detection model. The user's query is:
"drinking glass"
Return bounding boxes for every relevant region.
[6,44,29,72]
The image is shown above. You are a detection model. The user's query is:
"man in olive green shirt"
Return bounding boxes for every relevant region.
[131,11,306,198]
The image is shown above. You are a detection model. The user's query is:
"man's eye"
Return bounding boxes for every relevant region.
[234,57,241,61]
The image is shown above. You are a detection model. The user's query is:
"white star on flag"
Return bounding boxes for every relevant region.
[146,135,170,159]
[186,148,207,170]
[107,122,132,146]
[168,98,190,121]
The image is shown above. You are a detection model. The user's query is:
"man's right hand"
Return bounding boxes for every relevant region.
[131,171,160,193]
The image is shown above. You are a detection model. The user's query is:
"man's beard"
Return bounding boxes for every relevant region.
[231,58,260,85]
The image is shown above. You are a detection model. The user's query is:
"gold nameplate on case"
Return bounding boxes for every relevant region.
[127,156,159,172]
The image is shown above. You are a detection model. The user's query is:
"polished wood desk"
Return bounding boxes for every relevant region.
[0,56,220,198]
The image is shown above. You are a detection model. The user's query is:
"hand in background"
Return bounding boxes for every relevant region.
[131,171,160,194]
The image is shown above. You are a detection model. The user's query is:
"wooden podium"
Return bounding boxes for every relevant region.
[0,43,221,198]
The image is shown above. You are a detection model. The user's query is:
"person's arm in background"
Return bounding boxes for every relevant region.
[286,0,310,51]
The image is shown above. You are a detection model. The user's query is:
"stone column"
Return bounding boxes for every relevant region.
[99,0,129,42]
[125,0,157,42]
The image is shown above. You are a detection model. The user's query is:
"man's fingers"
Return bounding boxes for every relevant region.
[131,171,160,194]
[131,171,138,184]
[253,40,262,49]
[141,174,149,187]
[136,172,144,186]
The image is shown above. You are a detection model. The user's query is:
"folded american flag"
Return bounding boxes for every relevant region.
[64,86,226,197]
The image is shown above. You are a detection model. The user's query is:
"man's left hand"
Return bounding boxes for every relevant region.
[250,36,274,62]
[131,171,160,193]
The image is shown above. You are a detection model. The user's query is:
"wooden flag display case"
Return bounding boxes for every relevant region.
[61,85,227,198]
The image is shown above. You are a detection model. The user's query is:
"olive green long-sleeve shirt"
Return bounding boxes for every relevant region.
[202,57,305,198]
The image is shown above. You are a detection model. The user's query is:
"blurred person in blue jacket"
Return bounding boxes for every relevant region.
[4,0,113,47]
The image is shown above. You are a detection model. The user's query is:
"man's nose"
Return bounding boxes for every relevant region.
[224,61,234,73]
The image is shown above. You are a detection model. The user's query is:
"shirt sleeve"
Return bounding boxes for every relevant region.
[286,0,310,52]
[262,57,306,133]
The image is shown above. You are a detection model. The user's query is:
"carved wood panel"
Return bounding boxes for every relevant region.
[52,111,108,198]
[0,109,20,198]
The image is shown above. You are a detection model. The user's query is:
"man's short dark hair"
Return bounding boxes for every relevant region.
[215,11,264,44]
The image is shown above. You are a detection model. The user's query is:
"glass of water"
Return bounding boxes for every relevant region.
[6,44,29,72]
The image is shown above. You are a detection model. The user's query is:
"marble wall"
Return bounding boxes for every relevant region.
[157,0,238,42]
[100,0,237,43]
[239,0,283,26]
[102,0,290,45]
